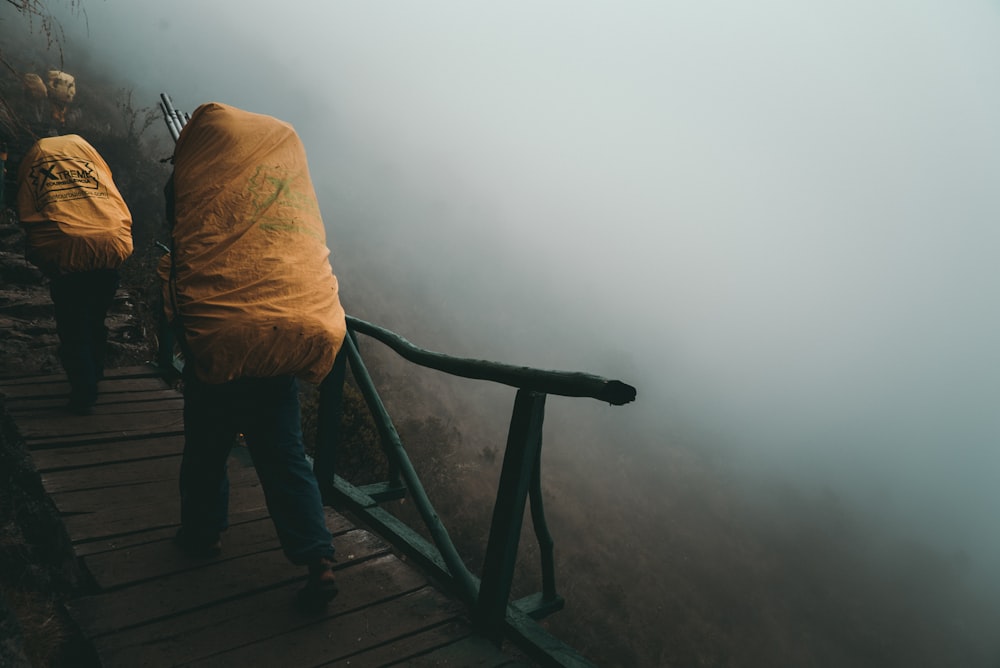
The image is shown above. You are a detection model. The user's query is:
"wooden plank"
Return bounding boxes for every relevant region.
[28,435,185,472]
[64,505,182,543]
[71,506,271,557]
[0,376,169,400]
[59,475,266,543]
[66,528,392,638]
[183,586,465,668]
[16,409,184,441]
[401,635,531,667]
[41,455,183,493]
[53,478,184,514]
[93,554,434,668]
[84,510,357,589]
[50,466,258,516]
[9,393,183,416]
[322,619,477,667]
[27,428,186,449]
[0,366,159,385]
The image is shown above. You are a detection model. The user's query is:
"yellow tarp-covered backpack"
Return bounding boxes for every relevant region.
[16,134,133,276]
[22,73,47,99]
[46,70,76,105]
[46,70,76,123]
[166,102,347,385]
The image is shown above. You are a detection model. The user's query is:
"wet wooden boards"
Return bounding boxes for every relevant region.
[0,366,529,667]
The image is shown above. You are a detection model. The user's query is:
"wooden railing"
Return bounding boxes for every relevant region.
[324,317,635,666]
[157,312,636,667]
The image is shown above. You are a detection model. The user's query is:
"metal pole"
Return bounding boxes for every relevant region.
[159,93,187,142]
[159,102,180,142]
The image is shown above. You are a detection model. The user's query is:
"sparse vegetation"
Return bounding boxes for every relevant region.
[1,1,71,63]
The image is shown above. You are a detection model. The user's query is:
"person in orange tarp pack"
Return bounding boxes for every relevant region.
[16,134,133,414]
[162,102,347,611]
[46,70,76,125]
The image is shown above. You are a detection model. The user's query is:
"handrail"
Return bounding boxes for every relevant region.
[332,318,636,667]
[347,316,636,406]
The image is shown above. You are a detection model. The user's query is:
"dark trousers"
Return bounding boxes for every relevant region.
[179,370,336,565]
[49,269,119,406]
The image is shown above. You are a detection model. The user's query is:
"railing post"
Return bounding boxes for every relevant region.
[342,332,480,604]
[476,389,547,644]
[529,436,560,606]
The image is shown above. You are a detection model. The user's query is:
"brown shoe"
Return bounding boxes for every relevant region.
[296,557,338,613]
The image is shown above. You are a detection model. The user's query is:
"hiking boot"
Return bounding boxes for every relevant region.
[296,557,338,613]
[173,527,222,558]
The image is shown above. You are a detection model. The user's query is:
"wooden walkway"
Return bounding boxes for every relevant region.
[0,366,530,667]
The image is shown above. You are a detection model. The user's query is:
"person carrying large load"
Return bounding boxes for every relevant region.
[16,134,134,413]
[21,72,48,121]
[22,72,47,99]
[46,69,76,125]
[162,101,346,611]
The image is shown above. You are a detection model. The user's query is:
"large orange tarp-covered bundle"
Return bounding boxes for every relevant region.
[46,70,76,105]
[167,102,346,385]
[46,71,76,123]
[17,134,133,275]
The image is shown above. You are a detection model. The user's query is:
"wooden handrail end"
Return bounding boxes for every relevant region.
[599,380,637,406]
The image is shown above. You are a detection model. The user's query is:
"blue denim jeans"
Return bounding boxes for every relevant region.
[179,371,334,565]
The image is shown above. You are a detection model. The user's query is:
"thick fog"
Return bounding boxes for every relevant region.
[49,0,1000,592]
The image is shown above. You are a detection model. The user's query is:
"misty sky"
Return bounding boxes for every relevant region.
[38,0,1000,578]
